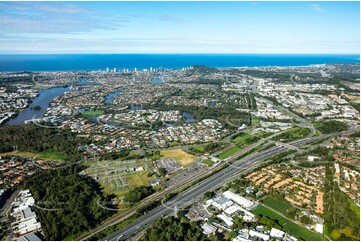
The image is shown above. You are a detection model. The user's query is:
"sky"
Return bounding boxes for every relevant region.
[0,1,359,54]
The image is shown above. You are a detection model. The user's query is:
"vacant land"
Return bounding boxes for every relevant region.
[252,205,324,241]
[217,146,241,159]
[82,110,104,116]
[160,149,197,166]
[0,149,67,161]
[126,171,150,186]
[202,159,215,166]
[271,127,310,142]
[231,133,259,146]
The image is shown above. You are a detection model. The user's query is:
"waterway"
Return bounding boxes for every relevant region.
[5,79,99,125]
[105,90,122,103]
[5,86,75,125]
[182,112,195,123]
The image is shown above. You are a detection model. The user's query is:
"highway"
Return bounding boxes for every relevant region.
[104,137,315,241]
[98,129,356,241]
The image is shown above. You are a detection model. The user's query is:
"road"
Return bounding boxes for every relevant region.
[104,128,358,241]
[104,137,315,241]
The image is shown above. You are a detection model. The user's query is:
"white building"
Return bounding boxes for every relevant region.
[249,229,270,241]
[201,223,217,235]
[223,191,255,210]
[217,213,234,227]
[270,228,285,239]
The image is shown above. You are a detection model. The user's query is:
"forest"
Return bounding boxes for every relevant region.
[142,216,205,241]
[0,125,85,162]
[25,166,113,240]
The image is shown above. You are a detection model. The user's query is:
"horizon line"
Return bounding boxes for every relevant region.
[0,53,360,55]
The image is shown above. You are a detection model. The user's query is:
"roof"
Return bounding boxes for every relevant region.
[201,223,217,234]
[249,230,270,241]
[270,228,285,239]
[17,232,42,241]
[223,191,254,209]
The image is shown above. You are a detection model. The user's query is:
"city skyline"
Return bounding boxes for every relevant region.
[0,1,360,54]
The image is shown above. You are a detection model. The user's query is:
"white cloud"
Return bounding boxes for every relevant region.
[309,4,325,13]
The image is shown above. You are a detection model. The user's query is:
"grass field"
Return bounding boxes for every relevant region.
[0,149,67,161]
[190,145,206,153]
[217,146,241,159]
[168,141,181,147]
[263,196,292,214]
[271,127,311,142]
[252,205,325,241]
[126,171,150,186]
[202,159,215,166]
[160,149,197,166]
[82,110,104,116]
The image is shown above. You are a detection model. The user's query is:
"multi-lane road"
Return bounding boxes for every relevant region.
[104,136,318,241]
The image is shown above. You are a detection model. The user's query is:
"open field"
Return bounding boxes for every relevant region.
[262,196,292,214]
[217,146,241,159]
[0,149,67,161]
[271,127,310,142]
[252,205,325,241]
[82,110,104,116]
[201,159,215,166]
[160,149,197,166]
[126,171,149,186]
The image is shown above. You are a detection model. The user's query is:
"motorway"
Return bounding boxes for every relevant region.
[104,136,315,241]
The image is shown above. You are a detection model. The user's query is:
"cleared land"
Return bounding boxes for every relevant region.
[160,149,197,166]
[217,146,241,159]
[201,159,215,166]
[82,110,104,116]
[271,127,310,142]
[0,149,67,161]
[252,205,325,241]
[126,171,149,186]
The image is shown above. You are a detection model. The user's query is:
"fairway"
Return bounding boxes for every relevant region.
[217,146,241,159]
[252,205,325,241]
[263,196,292,214]
[160,149,197,166]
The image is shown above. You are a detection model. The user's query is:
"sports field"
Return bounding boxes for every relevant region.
[263,196,292,214]
[252,205,325,241]
[160,149,197,166]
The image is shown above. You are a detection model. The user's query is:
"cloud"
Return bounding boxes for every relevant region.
[309,4,325,13]
[159,15,186,23]
[0,2,129,35]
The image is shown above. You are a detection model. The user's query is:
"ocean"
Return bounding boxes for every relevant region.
[0,54,359,72]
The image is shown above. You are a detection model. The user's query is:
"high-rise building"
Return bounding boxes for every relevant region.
[106,67,109,72]
[114,68,116,72]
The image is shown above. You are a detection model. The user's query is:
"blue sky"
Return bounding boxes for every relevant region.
[0,1,359,54]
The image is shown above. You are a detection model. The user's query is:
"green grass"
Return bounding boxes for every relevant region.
[231,133,257,146]
[0,149,67,161]
[202,159,215,166]
[252,205,325,241]
[262,196,292,214]
[168,141,181,147]
[82,110,104,116]
[271,127,311,142]
[190,145,206,153]
[217,146,241,159]
[38,149,68,161]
